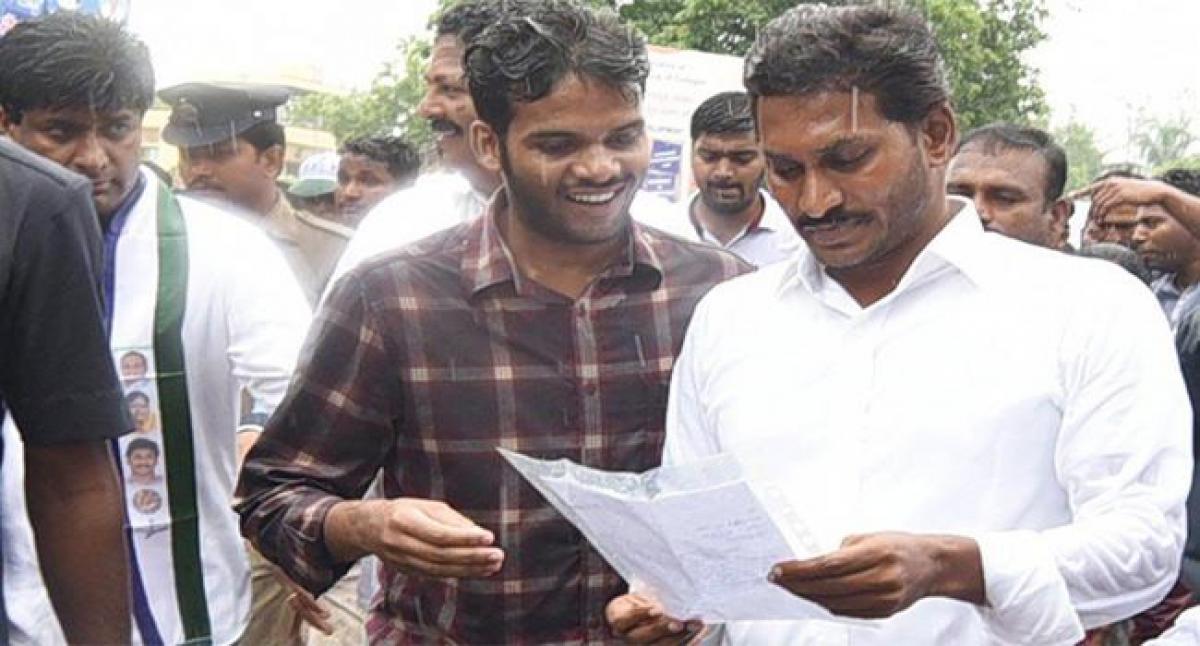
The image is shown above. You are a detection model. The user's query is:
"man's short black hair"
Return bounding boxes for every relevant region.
[340,136,421,182]
[745,4,949,127]
[1076,242,1153,285]
[239,122,286,154]
[465,0,649,137]
[957,123,1068,202]
[435,0,534,45]
[0,12,154,122]
[690,92,755,141]
[1159,169,1200,197]
[126,438,160,458]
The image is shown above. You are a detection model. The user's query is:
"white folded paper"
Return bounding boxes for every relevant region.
[498,448,840,622]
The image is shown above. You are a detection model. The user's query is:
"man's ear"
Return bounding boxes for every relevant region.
[0,106,18,136]
[259,144,285,179]
[469,120,504,175]
[1050,198,1073,239]
[920,101,958,169]
[1051,198,1073,225]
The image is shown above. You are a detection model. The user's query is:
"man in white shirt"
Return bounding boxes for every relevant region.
[607,5,1191,645]
[644,91,799,267]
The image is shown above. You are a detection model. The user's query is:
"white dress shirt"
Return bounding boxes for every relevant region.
[328,171,488,291]
[640,189,801,267]
[664,199,1192,645]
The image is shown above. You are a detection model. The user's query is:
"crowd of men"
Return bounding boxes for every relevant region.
[1,1,1199,645]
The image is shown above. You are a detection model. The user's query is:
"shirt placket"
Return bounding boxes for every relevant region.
[572,295,610,642]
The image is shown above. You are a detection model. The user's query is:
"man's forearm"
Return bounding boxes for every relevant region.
[26,441,130,644]
[1164,188,1200,241]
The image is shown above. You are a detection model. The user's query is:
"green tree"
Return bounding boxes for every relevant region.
[1053,118,1106,192]
[613,0,1048,132]
[289,37,432,146]
[1130,112,1199,175]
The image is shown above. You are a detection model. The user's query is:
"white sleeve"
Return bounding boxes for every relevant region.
[662,293,723,467]
[973,272,1192,644]
[323,179,468,304]
[224,225,312,420]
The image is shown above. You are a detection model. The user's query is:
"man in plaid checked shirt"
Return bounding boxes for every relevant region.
[236,2,749,643]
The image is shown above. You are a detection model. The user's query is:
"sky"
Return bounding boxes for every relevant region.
[127,0,1199,160]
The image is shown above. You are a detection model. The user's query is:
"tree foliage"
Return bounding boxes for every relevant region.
[1130,112,1200,175]
[612,0,1048,132]
[289,38,432,146]
[1053,118,1106,192]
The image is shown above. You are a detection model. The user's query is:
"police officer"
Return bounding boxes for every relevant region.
[161,82,352,303]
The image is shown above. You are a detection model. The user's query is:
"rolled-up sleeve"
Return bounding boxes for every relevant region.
[974,274,1192,644]
[235,270,402,595]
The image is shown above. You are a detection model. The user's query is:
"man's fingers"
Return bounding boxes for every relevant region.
[1064,185,1094,201]
[394,503,495,547]
[288,592,335,635]
[607,602,662,634]
[387,534,505,567]
[803,591,903,619]
[624,618,701,644]
[422,500,489,530]
[771,543,879,584]
[773,565,899,599]
[381,551,504,578]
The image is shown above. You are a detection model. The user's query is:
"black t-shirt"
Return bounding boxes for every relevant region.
[0,138,132,638]
[0,138,130,443]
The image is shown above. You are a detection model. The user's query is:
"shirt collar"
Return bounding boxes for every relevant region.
[781,196,989,299]
[687,189,781,242]
[461,188,665,298]
[1153,273,1184,298]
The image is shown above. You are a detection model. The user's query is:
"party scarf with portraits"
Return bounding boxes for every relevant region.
[107,177,212,646]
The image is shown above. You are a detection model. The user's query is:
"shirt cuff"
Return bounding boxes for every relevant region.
[973,530,1084,645]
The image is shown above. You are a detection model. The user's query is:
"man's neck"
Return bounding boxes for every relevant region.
[98,173,147,233]
[465,165,502,200]
[500,206,628,300]
[693,192,764,246]
[1174,257,1200,291]
[255,187,282,218]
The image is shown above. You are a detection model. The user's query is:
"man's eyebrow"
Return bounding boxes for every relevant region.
[763,150,799,164]
[526,130,578,140]
[817,135,873,156]
[425,71,462,84]
[609,118,645,134]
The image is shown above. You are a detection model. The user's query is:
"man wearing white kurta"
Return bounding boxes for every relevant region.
[0,14,310,645]
[606,5,1191,645]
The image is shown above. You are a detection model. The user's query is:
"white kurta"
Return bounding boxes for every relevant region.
[2,168,311,645]
[664,200,1192,645]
